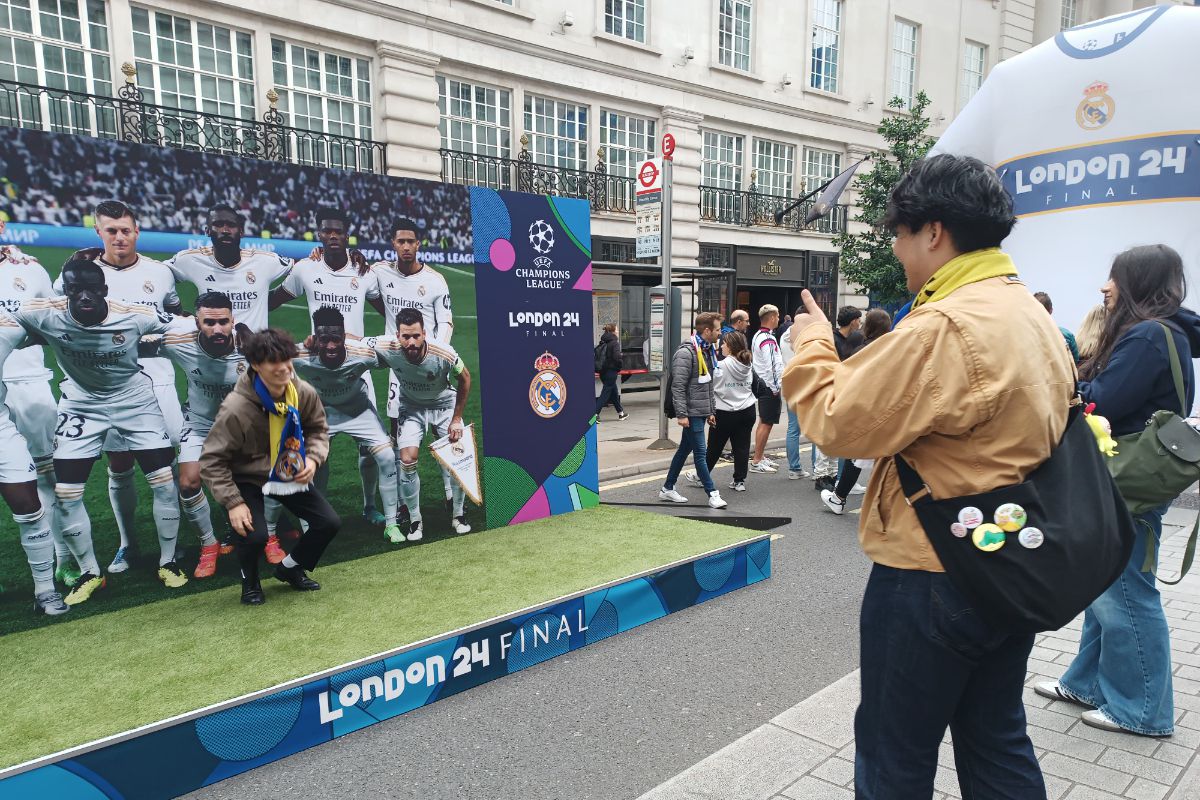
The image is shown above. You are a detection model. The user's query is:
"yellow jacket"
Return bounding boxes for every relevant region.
[782,276,1077,571]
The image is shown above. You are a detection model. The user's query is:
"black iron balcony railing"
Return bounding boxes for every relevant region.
[0,65,385,174]
[700,175,847,234]
[441,137,636,214]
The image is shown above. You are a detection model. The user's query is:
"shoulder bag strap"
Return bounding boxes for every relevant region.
[1158,322,1187,415]
[891,453,933,506]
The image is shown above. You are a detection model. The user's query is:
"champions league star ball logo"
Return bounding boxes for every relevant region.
[528,220,555,255]
[1076,81,1115,131]
[529,351,566,418]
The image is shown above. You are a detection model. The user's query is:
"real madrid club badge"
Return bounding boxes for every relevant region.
[972,523,1006,552]
[1076,81,1115,131]
[1018,527,1045,549]
[530,351,566,418]
[958,507,984,529]
[950,522,968,538]
[994,503,1028,533]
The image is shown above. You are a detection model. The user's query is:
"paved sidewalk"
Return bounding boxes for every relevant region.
[594,379,792,481]
[638,507,1200,800]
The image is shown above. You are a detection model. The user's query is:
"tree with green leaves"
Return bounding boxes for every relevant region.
[833,91,935,307]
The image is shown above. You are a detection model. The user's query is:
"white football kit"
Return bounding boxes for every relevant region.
[281,256,380,336]
[0,247,57,458]
[365,336,463,448]
[933,5,1200,332]
[368,261,454,417]
[154,318,247,464]
[6,299,175,459]
[166,247,293,332]
[0,319,38,483]
[292,344,390,450]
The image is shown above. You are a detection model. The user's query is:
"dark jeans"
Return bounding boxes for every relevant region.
[594,370,624,415]
[234,480,340,578]
[706,406,755,482]
[857,564,1046,800]
[664,416,714,494]
[835,461,861,499]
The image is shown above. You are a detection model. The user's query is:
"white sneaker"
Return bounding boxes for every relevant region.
[406,520,424,541]
[1033,681,1094,708]
[820,489,846,515]
[763,457,780,468]
[683,469,703,487]
[788,469,810,480]
[452,516,471,534]
[708,491,728,509]
[659,487,688,503]
[728,480,746,492]
[749,461,777,474]
[107,546,130,574]
[850,484,868,495]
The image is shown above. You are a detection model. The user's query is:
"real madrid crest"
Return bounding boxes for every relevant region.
[350,277,359,290]
[529,351,566,418]
[417,285,427,297]
[112,333,126,345]
[245,270,256,284]
[143,280,155,295]
[1076,81,1115,131]
[12,277,26,292]
[236,361,246,374]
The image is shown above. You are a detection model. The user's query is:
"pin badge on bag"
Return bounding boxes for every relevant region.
[972,523,1006,552]
[994,503,1027,532]
[958,507,985,529]
[1018,527,1044,549]
[950,522,968,538]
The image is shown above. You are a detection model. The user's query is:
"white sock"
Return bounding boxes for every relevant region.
[107,467,137,549]
[281,554,298,569]
[359,449,379,511]
[181,490,217,546]
[34,457,69,562]
[15,507,55,595]
[398,459,421,523]
[146,467,180,566]
[373,446,399,523]
[54,483,100,575]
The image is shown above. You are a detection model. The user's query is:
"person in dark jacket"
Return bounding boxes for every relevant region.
[593,323,627,420]
[832,305,865,361]
[1037,244,1199,738]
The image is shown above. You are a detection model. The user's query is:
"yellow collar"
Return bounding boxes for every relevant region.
[910,248,1018,311]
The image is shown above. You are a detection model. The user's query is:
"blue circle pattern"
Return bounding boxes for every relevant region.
[584,599,618,645]
[469,187,511,264]
[694,550,736,592]
[747,540,770,571]
[194,687,304,762]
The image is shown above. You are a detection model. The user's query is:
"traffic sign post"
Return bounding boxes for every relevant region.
[649,148,675,450]
[635,157,662,260]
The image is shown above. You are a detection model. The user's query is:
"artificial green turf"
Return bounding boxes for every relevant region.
[0,506,753,769]
[0,245,484,635]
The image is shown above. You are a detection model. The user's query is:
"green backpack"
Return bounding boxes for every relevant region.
[1107,322,1200,583]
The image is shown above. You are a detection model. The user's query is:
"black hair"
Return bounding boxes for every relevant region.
[396,307,425,329]
[883,154,1015,253]
[94,200,137,225]
[315,208,350,230]
[1032,291,1053,313]
[208,204,240,221]
[390,218,423,241]
[61,257,104,284]
[243,328,299,365]
[195,291,233,311]
[312,305,345,329]
[836,306,863,327]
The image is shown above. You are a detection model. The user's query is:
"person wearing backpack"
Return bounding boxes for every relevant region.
[593,323,627,420]
[1036,244,1200,738]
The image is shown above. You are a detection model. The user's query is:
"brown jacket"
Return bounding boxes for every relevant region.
[200,371,330,510]
[782,276,1076,571]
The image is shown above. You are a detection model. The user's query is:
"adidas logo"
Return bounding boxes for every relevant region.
[59,333,72,342]
[205,275,216,282]
[314,278,324,284]
[191,368,202,375]
[387,282,394,288]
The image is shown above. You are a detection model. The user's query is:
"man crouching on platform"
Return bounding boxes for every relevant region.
[200,327,339,605]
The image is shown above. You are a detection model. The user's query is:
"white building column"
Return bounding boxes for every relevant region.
[660,106,704,271]
[105,0,135,88]
[376,44,442,182]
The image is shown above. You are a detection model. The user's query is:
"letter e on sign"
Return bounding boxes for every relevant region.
[662,133,676,160]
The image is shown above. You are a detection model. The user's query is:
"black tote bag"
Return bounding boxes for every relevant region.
[893,404,1135,633]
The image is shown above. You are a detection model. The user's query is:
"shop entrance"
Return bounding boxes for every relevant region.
[737,285,805,330]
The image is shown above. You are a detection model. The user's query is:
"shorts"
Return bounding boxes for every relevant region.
[103,382,183,451]
[56,379,174,460]
[327,405,391,452]
[757,394,782,425]
[5,378,57,458]
[178,408,214,464]
[393,405,453,450]
[0,414,36,483]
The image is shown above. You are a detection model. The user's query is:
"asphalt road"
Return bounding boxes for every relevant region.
[185,455,872,800]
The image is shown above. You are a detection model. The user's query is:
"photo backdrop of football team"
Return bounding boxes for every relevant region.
[0,126,499,634]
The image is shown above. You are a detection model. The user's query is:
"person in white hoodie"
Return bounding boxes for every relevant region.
[751,304,784,472]
[685,330,757,492]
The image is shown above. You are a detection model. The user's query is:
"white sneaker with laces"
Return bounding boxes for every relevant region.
[728,480,746,492]
[849,484,868,495]
[788,469,810,480]
[749,461,776,474]
[708,491,728,509]
[821,489,846,515]
[763,457,780,468]
[659,487,688,503]
[1033,681,1093,708]
[683,470,703,487]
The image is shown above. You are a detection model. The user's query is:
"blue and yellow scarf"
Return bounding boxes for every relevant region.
[253,375,309,496]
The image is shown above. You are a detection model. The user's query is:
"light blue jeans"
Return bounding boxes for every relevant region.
[786,408,803,472]
[1059,504,1174,736]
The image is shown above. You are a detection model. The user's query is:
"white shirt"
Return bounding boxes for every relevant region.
[281,256,380,336]
[933,5,1200,331]
[714,357,755,412]
[0,246,53,382]
[368,261,453,342]
[166,247,292,332]
[751,328,783,394]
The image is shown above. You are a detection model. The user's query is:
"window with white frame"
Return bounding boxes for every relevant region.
[717,0,752,71]
[753,139,794,197]
[271,39,372,144]
[802,147,841,193]
[605,0,646,43]
[132,7,254,120]
[1060,0,1077,30]
[600,109,655,178]
[0,0,113,135]
[890,19,918,110]
[523,94,588,171]
[702,131,743,188]
[960,41,985,109]
[437,76,510,156]
[809,0,841,93]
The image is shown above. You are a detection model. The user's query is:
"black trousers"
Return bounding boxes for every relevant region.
[234,480,340,577]
[594,370,624,414]
[705,406,756,482]
[835,462,862,499]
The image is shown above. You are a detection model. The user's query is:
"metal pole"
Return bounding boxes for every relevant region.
[650,156,674,449]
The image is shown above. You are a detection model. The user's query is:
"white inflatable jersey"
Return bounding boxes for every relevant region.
[934,6,1200,332]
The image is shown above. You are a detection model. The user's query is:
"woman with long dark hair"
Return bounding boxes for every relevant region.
[1036,244,1200,738]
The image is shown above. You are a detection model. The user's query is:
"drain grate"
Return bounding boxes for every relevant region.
[609,436,649,443]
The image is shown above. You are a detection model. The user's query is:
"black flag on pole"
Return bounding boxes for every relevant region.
[803,157,869,224]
